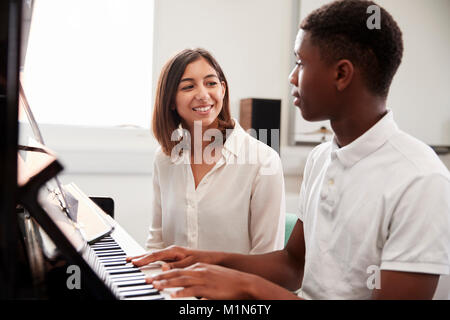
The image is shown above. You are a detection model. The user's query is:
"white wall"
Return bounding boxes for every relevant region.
[152,0,296,147]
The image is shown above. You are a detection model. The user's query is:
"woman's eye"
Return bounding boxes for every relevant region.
[181,85,194,90]
[207,81,218,86]
[295,60,303,68]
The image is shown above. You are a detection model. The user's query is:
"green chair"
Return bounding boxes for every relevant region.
[284,212,298,246]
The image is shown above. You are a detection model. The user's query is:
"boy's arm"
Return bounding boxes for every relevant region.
[219,219,306,290]
[129,220,306,292]
[371,270,439,300]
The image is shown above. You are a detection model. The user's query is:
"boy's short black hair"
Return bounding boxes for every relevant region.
[300,0,403,97]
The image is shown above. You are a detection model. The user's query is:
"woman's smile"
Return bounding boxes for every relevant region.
[192,104,213,114]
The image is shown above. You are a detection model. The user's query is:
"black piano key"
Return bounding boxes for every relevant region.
[105,264,137,271]
[116,279,148,287]
[121,288,160,298]
[105,269,146,279]
[96,252,126,258]
[108,269,141,276]
[92,239,118,244]
[93,246,122,252]
[92,244,121,248]
[93,242,116,246]
[123,295,164,300]
[95,249,124,254]
[106,265,138,272]
[95,240,115,245]
[98,255,127,260]
[91,243,120,249]
[97,236,113,241]
[94,238,114,242]
[92,238,115,243]
[103,261,127,267]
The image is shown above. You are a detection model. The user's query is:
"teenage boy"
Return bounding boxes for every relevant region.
[129,0,450,299]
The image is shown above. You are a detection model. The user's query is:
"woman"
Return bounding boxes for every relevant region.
[147,48,285,254]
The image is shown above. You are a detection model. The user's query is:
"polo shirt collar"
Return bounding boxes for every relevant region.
[331,110,399,168]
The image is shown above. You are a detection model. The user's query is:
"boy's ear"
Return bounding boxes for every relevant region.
[334,59,354,91]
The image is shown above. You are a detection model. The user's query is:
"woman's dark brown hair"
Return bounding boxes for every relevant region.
[152,48,234,156]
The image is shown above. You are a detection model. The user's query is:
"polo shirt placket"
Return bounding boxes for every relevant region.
[320,151,342,216]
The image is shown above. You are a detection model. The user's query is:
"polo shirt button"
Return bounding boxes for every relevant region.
[328,178,334,186]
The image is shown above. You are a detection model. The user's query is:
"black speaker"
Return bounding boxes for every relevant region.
[239,98,281,153]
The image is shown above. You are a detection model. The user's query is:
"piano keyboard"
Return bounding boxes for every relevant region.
[82,212,195,300]
[87,235,164,300]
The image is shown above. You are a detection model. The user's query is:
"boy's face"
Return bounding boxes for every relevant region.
[289,30,337,122]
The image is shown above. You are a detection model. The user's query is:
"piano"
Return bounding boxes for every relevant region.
[1,0,192,300]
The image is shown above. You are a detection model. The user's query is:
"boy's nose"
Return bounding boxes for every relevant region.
[288,65,298,85]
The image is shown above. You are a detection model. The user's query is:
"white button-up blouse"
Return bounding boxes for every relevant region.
[145,121,285,254]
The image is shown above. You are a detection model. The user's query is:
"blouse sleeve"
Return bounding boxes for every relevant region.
[249,149,286,254]
[145,153,165,251]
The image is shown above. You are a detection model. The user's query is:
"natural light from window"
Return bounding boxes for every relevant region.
[22,0,154,128]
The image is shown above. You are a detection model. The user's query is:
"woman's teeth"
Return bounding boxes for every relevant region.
[193,106,212,112]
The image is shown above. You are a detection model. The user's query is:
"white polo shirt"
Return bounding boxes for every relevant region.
[297,110,450,300]
[146,120,285,254]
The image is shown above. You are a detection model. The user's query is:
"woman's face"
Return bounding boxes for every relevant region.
[174,57,226,131]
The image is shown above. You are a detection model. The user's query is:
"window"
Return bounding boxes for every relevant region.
[22,0,154,128]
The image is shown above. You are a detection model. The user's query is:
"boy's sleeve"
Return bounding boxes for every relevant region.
[380,173,450,275]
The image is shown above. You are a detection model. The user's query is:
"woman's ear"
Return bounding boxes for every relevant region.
[334,59,354,92]
[221,81,226,98]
